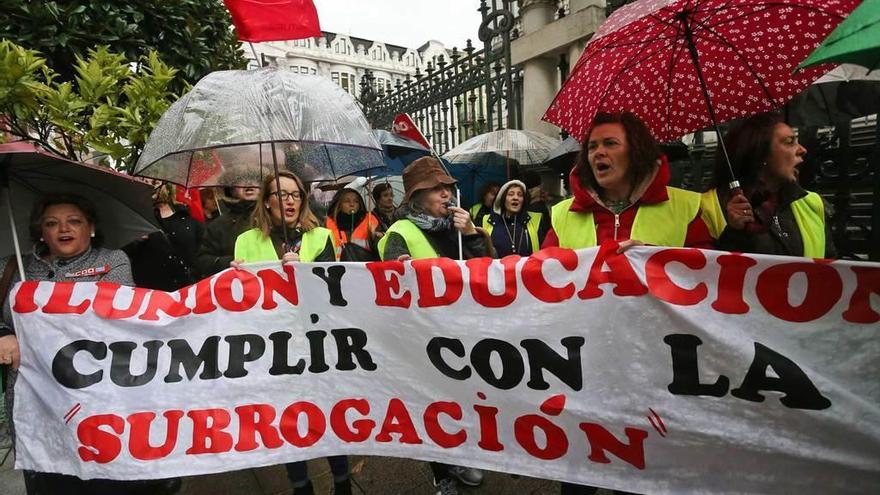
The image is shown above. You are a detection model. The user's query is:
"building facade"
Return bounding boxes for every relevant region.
[244,33,453,98]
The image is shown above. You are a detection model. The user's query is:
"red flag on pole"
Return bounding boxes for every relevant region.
[392,114,432,151]
[175,186,206,223]
[224,0,321,42]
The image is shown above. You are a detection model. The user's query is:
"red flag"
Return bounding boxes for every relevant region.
[392,114,432,151]
[224,0,321,42]
[175,186,206,223]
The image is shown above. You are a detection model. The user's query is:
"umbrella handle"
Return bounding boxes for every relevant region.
[456,189,463,261]
[269,142,293,252]
[729,185,764,234]
[3,187,26,281]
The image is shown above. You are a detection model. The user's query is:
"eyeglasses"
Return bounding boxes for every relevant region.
[270,190,303,201]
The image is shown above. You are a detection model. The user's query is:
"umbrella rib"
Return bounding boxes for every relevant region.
[600,32,683,50]
[663,36,690,140]
[696,2,849,32]
[688,16,779,106]
[592,9,684,52]
[589,34,681,134]
[606,31,681,76]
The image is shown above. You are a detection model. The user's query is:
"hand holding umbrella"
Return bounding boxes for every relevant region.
[543,0,859,189]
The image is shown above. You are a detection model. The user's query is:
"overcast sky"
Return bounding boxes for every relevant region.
[312,0,484,49]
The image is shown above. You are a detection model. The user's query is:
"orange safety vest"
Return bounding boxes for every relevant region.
[326,212,379,260]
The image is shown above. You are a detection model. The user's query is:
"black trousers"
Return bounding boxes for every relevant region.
[26,471,169,495]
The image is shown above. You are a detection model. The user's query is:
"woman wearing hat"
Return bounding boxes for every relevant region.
[377,156,487,494]
[481,179,548,257]
[379,156,489,262]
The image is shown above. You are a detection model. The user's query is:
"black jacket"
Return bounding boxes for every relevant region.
[158,206,204,274]
[717,182,837,258]
[195,199,256,276]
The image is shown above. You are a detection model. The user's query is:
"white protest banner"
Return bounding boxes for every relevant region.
[10,245,880,494]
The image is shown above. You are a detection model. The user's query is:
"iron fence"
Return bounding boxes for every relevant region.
[357,0,876,260]
[359,0,522,154]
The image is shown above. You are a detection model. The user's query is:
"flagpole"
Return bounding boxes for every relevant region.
[249,42,261,67]
[394,114,463,260]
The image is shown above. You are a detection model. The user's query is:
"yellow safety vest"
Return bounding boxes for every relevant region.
[550,187,701,248]
[378,219,439,260]
[234,227,335,263]
[481,212,543,253]
[469,203,483,219]
[700,188,826,258]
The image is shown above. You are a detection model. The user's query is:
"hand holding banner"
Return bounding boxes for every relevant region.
[9,245,880,494]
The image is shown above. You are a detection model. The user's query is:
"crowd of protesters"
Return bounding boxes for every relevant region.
[0,111,837,495]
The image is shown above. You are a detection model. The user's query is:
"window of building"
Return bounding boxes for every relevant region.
[332,72,357,95]
[291,66,299,73]
[300,66,309,74]
[311,68,317,75]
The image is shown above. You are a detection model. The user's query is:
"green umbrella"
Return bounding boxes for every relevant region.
[798,0,880,71]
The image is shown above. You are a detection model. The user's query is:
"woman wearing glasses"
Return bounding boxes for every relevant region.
[231,171,346,494]
[233,171,336,265]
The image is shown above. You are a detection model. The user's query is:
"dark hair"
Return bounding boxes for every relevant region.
[713,112,785,191]
[575,112,661,196]
[478,181,501,204]
[520,171,542,190]
[29,193,103,247]
[371,182,393,203]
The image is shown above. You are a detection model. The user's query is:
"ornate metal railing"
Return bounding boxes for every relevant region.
[359,0,876,260]
[358,0,522,154]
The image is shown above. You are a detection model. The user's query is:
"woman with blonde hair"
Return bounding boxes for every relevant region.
[233,170,335,265]
[231,170,344,494]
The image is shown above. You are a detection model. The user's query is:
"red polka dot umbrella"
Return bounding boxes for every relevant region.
[542,0,859,186]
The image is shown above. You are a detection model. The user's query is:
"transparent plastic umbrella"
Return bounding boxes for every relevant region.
[134,68,385,186]
[443,129,560,167]
[134,67,385,249]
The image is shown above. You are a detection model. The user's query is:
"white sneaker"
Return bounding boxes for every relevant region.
[448,466,483,487]
[434,477,459,495]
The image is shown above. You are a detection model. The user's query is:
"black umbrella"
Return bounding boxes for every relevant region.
[1,142,159,279]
